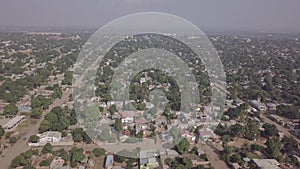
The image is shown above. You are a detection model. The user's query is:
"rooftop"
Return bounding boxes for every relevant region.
[105,155,114,167]
[40,131,62,138]
[252,159,280,169]
[3,115,25,129]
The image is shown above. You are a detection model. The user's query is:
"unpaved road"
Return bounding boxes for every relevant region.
[196,143,229,169]
[260,112,300,143]
[0,88,71,169]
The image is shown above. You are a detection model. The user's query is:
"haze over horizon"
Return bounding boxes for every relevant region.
[0,0,300,33]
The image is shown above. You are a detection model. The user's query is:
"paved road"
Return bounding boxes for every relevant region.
[0,88,71,169]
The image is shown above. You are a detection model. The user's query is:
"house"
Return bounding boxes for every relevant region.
[120,111,135,123]
[160,132,173,142]
[251,159,280,169]
[38,131,62,143]
[180,130,196,142]
[119,134,130,142]
[145,102,154,109]
[18,106,32,113]
[198,129,214,141]
[231,163,241,169]
[177,123,189,129]
[165,149,179,156]
[99,102,107,108]
[139,151,158,169]
[250,100,267,111]
[78,166,85,169]
[140,77,146,84]
[135,118,148,133]
[3,115,25,130]
[112,114,121,120]
[105,155,114,169]
[50,157,66,169]
[136,123,148,134]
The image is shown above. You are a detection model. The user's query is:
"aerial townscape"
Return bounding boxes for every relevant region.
[0,29,299,169]
[0,1,300,169]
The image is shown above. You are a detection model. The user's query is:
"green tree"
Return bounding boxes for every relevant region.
[42,143,52,154]
[114,154,125,163]
[282,136,298,154]
[39,120,51,133]
[3,103,18,115]
[72,128,84,142]
[228,124,243,137]
[70,147,85,168]
[0,125,4,138]
[243,120,259,140]
[29,135,39,143]
[262,123,278,137]
[229,153,242,164]
[108,104,118,116]
[190,146,199,155]
[52,87,63,99]
[39,159,50,166]
[175,138,190,154]
[136,130,144,138]
[92,147,106,157]
[31,108,43,119]
[114,118,122,132]
[266,137,282,160]
[9,137,17,144]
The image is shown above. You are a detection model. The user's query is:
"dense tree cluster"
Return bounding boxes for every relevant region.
[71,128,92,144]
[39,106,77,132]
[10,149,39,168]
[276,104,300,119]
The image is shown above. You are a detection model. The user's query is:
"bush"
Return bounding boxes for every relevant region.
[92,147,106,157]
[29,135,40,143]
[9,137,17,144]
[39,159,50,166]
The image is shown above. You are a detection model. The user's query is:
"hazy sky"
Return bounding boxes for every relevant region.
[0,0,299,32]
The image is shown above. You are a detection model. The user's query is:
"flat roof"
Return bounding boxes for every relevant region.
[252,159,280,169]
[3,115,25,129]
[40,131,62,138]
[105,155,113,166]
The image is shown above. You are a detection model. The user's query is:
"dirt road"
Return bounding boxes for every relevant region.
[196,143,229,169]
[0,88,71,169]
[260,113,300,143]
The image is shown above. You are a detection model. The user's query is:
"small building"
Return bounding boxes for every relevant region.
[120,112,134,123]
[180,130,196,142]
[18,106,32,113]
[250,100,267,111]
[50,157,66,169]
[198,129,214,141]
[3,115,25,130]
[105,155,114,169]
[231,163,241,169]
[160,132,173,142]
[39,131,62,143]
[78,165,85,169]
[139,151,158,169]
[251,159,280,169]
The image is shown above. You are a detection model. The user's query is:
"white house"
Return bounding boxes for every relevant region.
[120,112,134,123]
[180,130,196,142]
[38,131,62,143]
[3,115,25,130]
